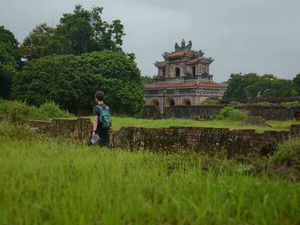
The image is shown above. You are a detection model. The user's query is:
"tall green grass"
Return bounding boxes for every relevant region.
[0,99,74,122]
[269,138,300,166]
[0,135,299,225]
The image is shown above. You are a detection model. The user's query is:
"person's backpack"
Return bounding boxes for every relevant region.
[96,105,111,130]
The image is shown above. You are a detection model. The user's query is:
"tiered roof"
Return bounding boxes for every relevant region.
[154,39,214,68]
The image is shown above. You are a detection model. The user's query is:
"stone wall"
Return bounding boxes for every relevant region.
[236,105,300,121]
[142,105,300,121]
[221,96,300,104]
[23,118,300,156]
[164,105,224,120]
[112,125,300,156]
[25,118,92,141]
[140,105,162,119]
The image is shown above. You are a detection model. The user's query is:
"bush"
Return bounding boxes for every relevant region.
[38,102,74,119]
[228,101,241,107]
[0,99,43,123]
[0,99,74,123]
[269,139,300,166]
[255,101,271,106]
[216,106,248,121]
[280,101,300,107]
[201,98,220,105]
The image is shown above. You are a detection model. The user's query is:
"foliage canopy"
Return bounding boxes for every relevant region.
[20,5,125,60]
[0,26,20,99]
[13,51,143,115]
[223,73,297,102]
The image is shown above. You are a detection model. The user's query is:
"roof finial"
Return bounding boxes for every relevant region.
[174,39,192,51]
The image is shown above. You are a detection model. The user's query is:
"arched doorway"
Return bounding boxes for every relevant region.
[151,99,159,108]
[166,98,175,107]
[175,68,180,77]
[162,69,166,77]
[192,66,196,76]
[182,99,191,106]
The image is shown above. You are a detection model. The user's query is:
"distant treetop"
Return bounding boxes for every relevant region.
[20,4,125,60]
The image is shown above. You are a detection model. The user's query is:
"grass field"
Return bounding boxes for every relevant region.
[0,128,300,225]
[110,116,300,132]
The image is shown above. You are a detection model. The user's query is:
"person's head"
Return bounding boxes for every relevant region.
[95,91,105,103]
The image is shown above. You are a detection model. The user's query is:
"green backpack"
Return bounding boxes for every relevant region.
[96,105,112,130]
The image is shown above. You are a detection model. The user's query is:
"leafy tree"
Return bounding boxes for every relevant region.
[12,51,143,115]
[56,5,93,55]
[81,51,141,83]
[21,5,125,60]
[223,73,260,101]
[20,23,56,60]
[0,65,16,99]
[0,26,20,99]
[293,73,300,95]
[223,73,294,101]
[0,26,20,66]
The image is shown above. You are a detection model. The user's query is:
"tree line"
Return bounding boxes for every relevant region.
[1,4,300,114]
[223,73,300,102]
[0,5,143,115]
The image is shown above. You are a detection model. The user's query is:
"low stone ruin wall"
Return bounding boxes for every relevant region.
[221,96,300,104]
[236,105,300,121]
[164,105,224,120]
[142,105,300,121]
[141,105,163,119]
[112,126,300,156]
[25,118,92,140]
[24,118,300,156]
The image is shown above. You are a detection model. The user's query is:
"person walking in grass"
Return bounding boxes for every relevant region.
[91,91,112,147]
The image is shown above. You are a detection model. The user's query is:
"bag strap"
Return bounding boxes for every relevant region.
[96,105,103,112]
[96,105,109,112]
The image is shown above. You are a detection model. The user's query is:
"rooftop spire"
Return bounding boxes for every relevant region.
[175,39,192,52]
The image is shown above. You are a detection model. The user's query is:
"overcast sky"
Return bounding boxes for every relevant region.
[1,0,300,82]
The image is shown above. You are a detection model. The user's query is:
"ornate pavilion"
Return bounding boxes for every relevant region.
[144,39,226,112]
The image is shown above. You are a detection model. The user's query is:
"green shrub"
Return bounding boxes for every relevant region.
[216,106,248,121]
[255,101,271,106]
[280,101,300,107]
[228,101,241,107]
[0,99,43,123]
[0,99,74,122]
[201,98,220,105]
[38,102,74,119]
[269,139,300,166]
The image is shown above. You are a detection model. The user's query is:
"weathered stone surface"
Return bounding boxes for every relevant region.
[236,105,300,121]
[24,118,92,141]
[140,105,162,119]
[23,118,300,156]
[111,126,299,156]
[164,105,224,120]
[142,105,300,121]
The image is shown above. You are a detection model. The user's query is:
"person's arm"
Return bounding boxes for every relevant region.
[92,116,98,136]
[92,107,99,136]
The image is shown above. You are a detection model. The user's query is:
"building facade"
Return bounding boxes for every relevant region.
[144,39,226,112]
